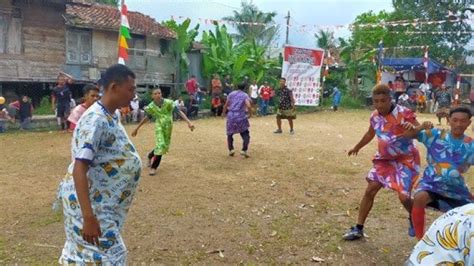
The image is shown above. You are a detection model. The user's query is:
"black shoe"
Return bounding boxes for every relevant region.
[343,226,364,241]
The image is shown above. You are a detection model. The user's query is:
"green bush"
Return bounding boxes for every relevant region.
[340,95,365,109]
[34,97,54,115]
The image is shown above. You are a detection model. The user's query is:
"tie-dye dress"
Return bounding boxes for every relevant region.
[406,203,474,265]
[57,102,142,264]
[368,105,421,196]
[415,129,474,202]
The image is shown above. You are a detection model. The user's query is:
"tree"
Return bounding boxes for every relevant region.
[201,23,280,86]
[223,1,280,48]
[390,0,472,69]
[94,0,119,6]
[162,19,200,82]
[315,30,336,50]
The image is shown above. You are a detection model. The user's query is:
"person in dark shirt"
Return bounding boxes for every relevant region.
[274,78,296,135]
[19,95,33,130]
[186,94,199,118]
[435,83,452,125]
[52,73,72,130]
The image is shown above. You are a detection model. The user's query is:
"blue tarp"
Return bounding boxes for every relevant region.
[382,57,470,85]
[381,57,445,74]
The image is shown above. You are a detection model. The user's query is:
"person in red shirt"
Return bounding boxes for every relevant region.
[259,81,273,116]
[185,75,198,96]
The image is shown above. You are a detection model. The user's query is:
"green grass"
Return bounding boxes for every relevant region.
[33,97,54,115]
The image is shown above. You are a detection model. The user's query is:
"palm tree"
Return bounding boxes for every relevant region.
[315,30,336,50]
[223,1,280,48]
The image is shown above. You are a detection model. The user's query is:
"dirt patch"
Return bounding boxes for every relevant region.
[0,109,468,264]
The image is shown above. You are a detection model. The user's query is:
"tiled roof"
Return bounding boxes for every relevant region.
[65,3,176,39]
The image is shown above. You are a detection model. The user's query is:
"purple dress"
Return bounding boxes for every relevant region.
[226,90,250,135]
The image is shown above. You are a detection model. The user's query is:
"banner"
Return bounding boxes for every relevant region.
[282,45,324,106]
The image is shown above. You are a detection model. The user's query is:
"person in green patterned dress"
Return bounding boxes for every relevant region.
[132,88,195,175]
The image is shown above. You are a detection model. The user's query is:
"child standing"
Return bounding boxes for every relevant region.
[19,95,33,130]
[132,88,195,176]
[68,84,100,131]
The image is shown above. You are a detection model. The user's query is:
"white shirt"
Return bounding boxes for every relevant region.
[130,100,139,110]
[174,100,185,108]
[419,83,430,95]
[250,84,259,99]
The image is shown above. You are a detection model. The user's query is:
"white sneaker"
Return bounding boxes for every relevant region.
[240,151,250,158]
[229,150,235,157]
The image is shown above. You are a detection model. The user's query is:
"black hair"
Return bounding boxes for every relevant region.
[237,83,246,91]
[449,106,472,119]
[191,75,196,78]
[83,84,99,95]
[280,77,286,81]
[102,64,135,90]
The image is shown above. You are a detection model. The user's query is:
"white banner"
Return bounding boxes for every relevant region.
[282,45,324,106]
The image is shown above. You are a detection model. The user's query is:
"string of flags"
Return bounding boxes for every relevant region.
[171,15,473,33]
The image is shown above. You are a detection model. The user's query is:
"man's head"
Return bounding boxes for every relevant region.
[213,74,219,79]
[102,64,136,108]
[57,75,66,87]
[191,75,196,79]
[448,106,472,137]
[279,78,286,88]
[264,81,268,86]
[372,84,392,115]
[21,95,29,103]
[83,84,100,106]
[151,88,162,102]
[237,83,246,91]
[441,83,447,90]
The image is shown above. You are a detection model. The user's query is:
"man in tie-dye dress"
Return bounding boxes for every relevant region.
[404,106,474,240]
[343,84,421,241]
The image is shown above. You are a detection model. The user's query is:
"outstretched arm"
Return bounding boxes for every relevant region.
[348,125,376,156]
[178,110,195,131]
[222,100,229,117]
[402,121,433,139]
[131,116,150,137]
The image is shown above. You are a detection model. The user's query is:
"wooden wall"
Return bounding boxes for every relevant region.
[0,0,65,82]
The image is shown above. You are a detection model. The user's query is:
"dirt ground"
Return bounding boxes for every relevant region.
[0,109,472,264]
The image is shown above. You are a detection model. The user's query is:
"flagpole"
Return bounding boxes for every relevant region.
[117,0,125,64]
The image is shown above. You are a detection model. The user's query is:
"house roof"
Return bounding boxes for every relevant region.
[65,3,176,39]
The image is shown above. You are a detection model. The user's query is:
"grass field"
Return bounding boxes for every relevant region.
[0,109,470,264]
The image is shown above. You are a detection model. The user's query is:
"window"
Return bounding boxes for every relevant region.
[0,15,6,54]
[66,29,92,65]
[129,36,146,69]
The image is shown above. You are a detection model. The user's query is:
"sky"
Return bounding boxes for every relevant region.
[126,0,394,48]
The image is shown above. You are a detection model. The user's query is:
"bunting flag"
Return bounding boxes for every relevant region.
[376,40,384,83]
[454,75,461,105]
[423,46,429,82]
[322,50,331,82]
[118,2,131,65]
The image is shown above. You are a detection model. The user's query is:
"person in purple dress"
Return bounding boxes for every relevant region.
[223,83,252,158]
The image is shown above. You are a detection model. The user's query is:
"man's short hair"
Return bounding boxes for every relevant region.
[449,106,472,119]
[280,77,286,81]
[102,64,135,90]
[83,84,99,95]
[372,84,391,96]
